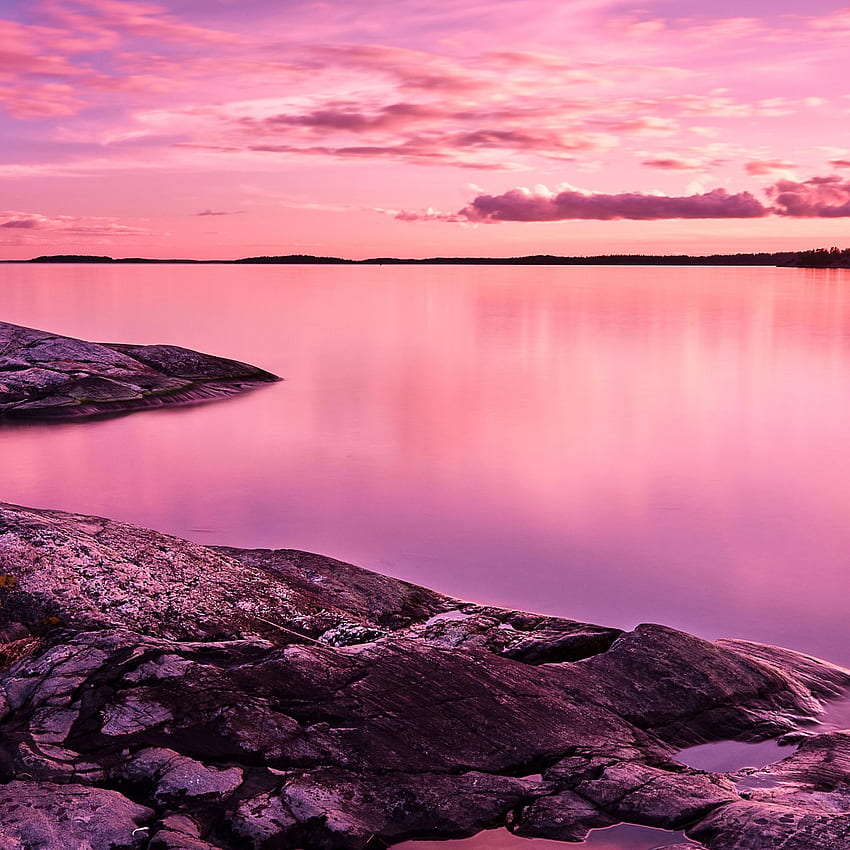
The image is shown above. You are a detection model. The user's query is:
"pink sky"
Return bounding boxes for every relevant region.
[1,0,850,259]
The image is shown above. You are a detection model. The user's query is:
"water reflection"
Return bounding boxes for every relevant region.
[2,264,850,664]
[676,738,790,773]
[402,823,695,848]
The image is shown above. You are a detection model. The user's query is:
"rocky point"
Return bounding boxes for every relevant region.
[0,321,279,420]
[1,501,850,849]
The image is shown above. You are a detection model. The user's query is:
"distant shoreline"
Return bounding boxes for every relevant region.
[3,248,849,268]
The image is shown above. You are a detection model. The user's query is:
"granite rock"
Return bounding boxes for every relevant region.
[0,781,153,850]
[2,502,850,849]
[0,321,279,420]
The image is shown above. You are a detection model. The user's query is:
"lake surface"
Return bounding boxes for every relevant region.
[2,263,850,669]
[403,823,696,849]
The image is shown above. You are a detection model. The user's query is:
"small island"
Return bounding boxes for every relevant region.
[2,501,850,849]
[0,322,280,420]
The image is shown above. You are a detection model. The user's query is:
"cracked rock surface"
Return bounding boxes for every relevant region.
[2,502,850,848]
[0,321,279,420]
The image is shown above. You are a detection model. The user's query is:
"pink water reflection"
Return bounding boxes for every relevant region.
[2,264,850,663]
[401,823,694,848]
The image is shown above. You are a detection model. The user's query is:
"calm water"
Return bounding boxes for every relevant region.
[403,824,696,849]
[2,263,850,669]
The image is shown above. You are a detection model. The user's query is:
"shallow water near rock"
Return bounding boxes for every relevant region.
[403,824,696,848]
[817,692,850,732]
[4,263,850,664]
[676,738,790,772]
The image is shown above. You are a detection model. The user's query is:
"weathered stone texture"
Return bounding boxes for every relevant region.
[1,502,850,849]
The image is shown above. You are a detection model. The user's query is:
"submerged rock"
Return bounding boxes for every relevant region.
[1,502,850,848]
[0,321,279,420]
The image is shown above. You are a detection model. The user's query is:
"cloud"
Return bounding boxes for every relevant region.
[601,117,679,136]
[386,207,467,223]
[744,159,797,180]
[184,119,616,169]
[830,159,850,169]
[768,176,850,217]
[456,186,767,222]
[39,0,240,46]
[440,128,613,156]
[242,139,522,170]
[243,101,445,134]
[303,44,485,95]
[0,0,842,188]
[397,174,850,224]
[0,18,99,117]
[0,1,247,119]
[1,219,39,229]
[0,210,145,234]
[641,157,705,170]
[745,158,797,177]
[195,209,244,216]
[663,93,753,118]
[808,9,850,32]
[0,83,86,119]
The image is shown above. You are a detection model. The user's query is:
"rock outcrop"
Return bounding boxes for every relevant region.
[0,322,279,420]
[2,501,850,849]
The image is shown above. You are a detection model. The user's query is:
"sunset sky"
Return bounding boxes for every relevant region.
[2,0,850,259]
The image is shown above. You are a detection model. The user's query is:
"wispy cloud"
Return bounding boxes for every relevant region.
[0,210,145,234]
[745,159,798,177]
[641,157,706,171]
[0,0,246,119]
[38,0,241,46]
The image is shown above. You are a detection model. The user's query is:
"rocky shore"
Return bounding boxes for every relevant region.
[0,322,279,420]
[2,502,850,849]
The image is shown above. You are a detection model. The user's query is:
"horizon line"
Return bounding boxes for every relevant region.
[2,248,848,267]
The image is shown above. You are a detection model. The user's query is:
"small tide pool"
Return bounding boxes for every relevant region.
[675,738,790,773]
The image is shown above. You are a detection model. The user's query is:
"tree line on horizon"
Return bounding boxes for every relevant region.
[781,247,850,268]
[12,248,850,267]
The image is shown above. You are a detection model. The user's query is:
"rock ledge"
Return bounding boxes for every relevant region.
[1,501,850,849]
[0,321,279,420]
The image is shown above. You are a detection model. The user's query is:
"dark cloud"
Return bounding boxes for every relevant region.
[248,102,441,133]
[641,157,702,170]
[1,218,40,229]
[768,175,850,217]
[456,187,767,222]
[196,209,244,216]
[397,173,850,224]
